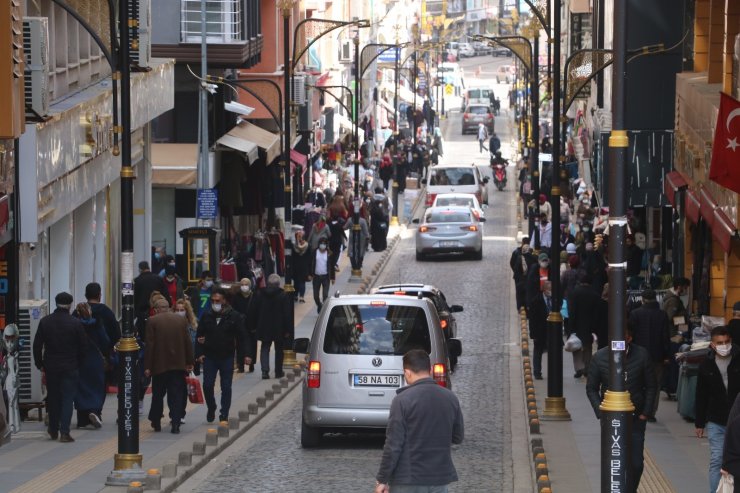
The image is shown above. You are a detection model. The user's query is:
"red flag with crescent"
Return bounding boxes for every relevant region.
[709,92,740,194]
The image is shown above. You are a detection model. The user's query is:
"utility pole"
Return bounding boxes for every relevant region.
[542,0,569,421]
[531,29,540,250]
[350,33,363,281]
[600,0,633,489]
[197,0,209,225]
[390,28,401,227]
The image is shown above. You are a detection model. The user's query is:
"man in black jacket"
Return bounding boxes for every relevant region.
[527,281,551,380]
[133,261,168,338]
[568,275,601,378]
[33,292,88,442]
[253,274,291,379]
[510,237,536,311]
[628,289,671,421]
[695,326,740,493]
[196,287,252,422]
[375,350,464,492]
[586,326,656,493]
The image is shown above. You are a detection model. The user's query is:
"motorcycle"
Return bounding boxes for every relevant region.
[490,152,508,191]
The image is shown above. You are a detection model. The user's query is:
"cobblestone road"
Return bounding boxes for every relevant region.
[181,63,521,493]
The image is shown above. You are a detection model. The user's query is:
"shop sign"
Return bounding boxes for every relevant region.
[197,188,218,219]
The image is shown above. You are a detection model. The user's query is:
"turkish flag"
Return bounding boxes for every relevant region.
[709,92,740,194]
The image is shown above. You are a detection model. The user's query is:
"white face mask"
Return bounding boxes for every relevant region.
[212,303,222,313]
[240,285,250,293]
[715,343,732,357]
[175,311,187,317]
[522,245,531,254]
[204,280,214,289]
[539,261,549,269]
[319,244,327,251]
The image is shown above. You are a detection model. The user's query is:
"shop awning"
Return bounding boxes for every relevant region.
[686,189,701,224]
[699,187,718,227]
[216,122,280,164]
[664,171,688,208]
[151,143,198,187]
[713,208,738,253]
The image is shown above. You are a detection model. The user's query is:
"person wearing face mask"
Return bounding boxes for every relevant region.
[527,281,552,380]
[292,231,310,303]
[727,302,740,344]
[162,265,184,304]
[586,325,656,493]
[253,274,292,379]
[230,279,257,373]
[308,213,331,252]
[695,326,740,493]
[195,288,252,423]
[662,277,691,339]
[186,271,215,320]
[510,237,536,311]
[526,252,551,310]
[310,239,335,313]
[157,255,176,278]
[567,274,601,378]
[530,212,552,253]
[628,289,671,421]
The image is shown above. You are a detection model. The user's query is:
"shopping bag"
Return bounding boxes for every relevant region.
[564,333,583,353]
[186,373,204,404]
[716,474,733,493]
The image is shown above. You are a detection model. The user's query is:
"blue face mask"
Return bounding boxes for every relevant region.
[154,252,161,260]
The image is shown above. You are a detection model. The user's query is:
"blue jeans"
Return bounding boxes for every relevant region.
[46,369,79,434]
[707,421,726,493]
[202,357,234,419]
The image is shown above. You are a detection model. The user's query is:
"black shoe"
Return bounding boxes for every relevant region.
[48,429,58,440]
[534,374,543,380]
[262,371,270,379]
[275,371,285,379]
[206,408,216,423]
[151,421,161,432]
[237,368,245,373]
[171,423,180,434]
[647,417,657,423]
[248,364,255,373]
[59,433,75,443]
[574,370,584,378]
[218,415,228,423]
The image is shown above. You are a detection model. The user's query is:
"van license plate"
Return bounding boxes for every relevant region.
[353,374,401,387]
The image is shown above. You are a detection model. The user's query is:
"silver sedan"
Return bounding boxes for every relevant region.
[414,206,485,261]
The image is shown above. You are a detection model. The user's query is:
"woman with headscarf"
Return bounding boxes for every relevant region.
[292,230,310,303]
[73,302,110,429]
[229,281,256,373]
[308,213,331,252]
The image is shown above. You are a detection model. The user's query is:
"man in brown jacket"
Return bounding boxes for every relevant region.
[144,298,194,434]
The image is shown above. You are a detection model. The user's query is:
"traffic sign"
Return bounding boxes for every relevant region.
[445,84,453,95]
[197,188,218,219]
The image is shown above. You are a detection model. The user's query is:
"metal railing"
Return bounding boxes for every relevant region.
[180,0,242,43]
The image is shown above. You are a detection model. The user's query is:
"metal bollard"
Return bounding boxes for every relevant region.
[238,410,250,422]
[228,417,240,429]
[193,441,206,456]
[205,428,218,446]
[161,462,178,478]
[178,451,193,467]
[217,422,229,438]
[256,396,267,408]
[145,469,161,490]
[127,481,144,493]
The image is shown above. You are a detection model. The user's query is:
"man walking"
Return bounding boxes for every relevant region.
[253,274,291,379]
[375,350,464,493]
[628,288,671,421]
[144,298,194,434]
[196,287,252,422]
[527,281,551,380]
[567,274,601,378]
[310,238,334,314]
[510,237,536,311]
[586,326,656,493]
[133,261,168,337]
[695,326,740,493]
[477,123,488,153]
[33,292,88,442]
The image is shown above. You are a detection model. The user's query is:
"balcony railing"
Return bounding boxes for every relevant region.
[181,0,243,43]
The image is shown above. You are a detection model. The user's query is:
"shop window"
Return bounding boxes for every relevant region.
[181,0,243,44]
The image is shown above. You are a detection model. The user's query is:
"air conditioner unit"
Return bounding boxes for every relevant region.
[339,40,353,63]
[129,0,152,68]
[291,74,307,106]
[22,17,50,118]
[17,299,48,404]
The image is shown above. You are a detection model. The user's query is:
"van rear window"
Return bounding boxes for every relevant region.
[323,305,431,355]
[429,168,477,186]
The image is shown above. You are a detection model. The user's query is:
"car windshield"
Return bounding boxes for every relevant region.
[468,106,489,115]
[323,304,431,355]
[426,211,472,223]
[468,89,490,99]
[429,168,477,186]
[436,196,475,208]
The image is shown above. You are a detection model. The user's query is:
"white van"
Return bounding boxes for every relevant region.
[424,163,489,206]
[463,86,494,108]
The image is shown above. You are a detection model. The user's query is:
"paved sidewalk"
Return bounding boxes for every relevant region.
[0,192,421,493]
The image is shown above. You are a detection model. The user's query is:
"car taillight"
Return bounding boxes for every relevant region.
[460,225,478,232]
[307,361,321,388]
[433,363,448,387]
[419,225,437,233]
[440,319,448,330]
[425,193,437,206]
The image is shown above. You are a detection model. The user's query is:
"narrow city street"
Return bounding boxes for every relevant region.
[174,56,528,493]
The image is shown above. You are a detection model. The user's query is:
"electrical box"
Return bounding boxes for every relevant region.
[17,299,48,404]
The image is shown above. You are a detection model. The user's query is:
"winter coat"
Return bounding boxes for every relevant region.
[33,308,89,373]
[527,294,550,341]
[722,393,740,477]
[586,344,657,418]
[695,348,740,428]
[292,241,311,282]
[89,302,121,351]
[196,307,250,361]
[144,311,194,376]
[661,290,687,336]
[346,217,370,259]
[376,378,464,486]
[510,248,536,284]
[308,222,331,251]
[133,271,169,318]
[567,283,602,342]
[253,286,291,343]
[628,301,671,363]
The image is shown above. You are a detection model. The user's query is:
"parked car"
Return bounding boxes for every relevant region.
[444,41,459,61]
[424,163,489,207]
[495,64,516,83]
[491,46,511,57]
[432,192,485,220]
[472,41,493,56]
[414,205,485,260]
[458,43,476,58]
[461,104,494,134]
[293,293,462,447]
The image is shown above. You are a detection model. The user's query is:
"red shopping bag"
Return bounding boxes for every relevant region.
[186,373,204,404]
